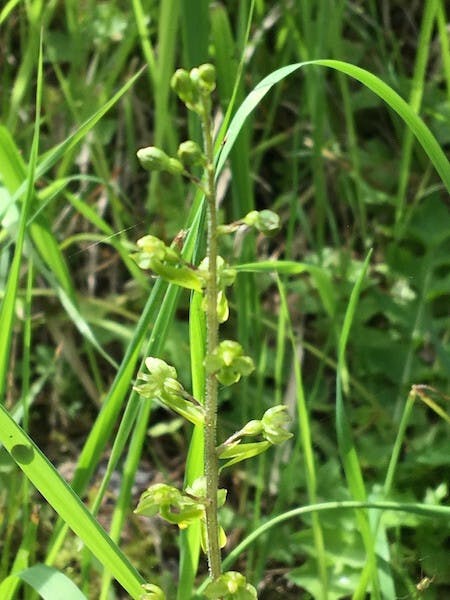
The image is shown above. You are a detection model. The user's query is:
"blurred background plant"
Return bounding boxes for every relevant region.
[0,1,449,599]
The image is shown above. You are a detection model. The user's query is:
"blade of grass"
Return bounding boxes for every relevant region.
[0,33,43,399]
[277,274,328,598]
[0,405,145,597]
[98,280,184,599]
[44,277,168,562]
[335,250,384,600]
[177,291,206,600]
[180,0,208,69]
[218,60,450,195]
[1,564,88,600]
[17,65,146,200]
[221,500,450,573]
[234,260,335,319]
[437,1,450,96]
[0,0,21,24]
[395,0,438,229]
[147,0,182,216]
[0,494,39,600]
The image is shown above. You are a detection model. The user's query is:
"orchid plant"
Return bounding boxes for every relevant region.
[132,64,292,600]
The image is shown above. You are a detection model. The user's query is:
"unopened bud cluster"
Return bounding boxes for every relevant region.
[171,63,216,115]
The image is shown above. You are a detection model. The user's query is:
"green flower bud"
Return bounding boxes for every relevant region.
[197,63,216,93]
[137,146,184,175]
[189,67,200,86]
[171,68,196,101]
[239,419,263,437]
[167,157,184,175]
[177,140,205,167]
[256,209,280,234]
[137,146,170,171]
[171,68,202,112]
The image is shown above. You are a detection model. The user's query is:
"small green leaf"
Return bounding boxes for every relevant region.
[219,441,271,469]
[149,260,205,292]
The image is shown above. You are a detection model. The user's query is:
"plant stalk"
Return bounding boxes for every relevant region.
[202,97,222,580]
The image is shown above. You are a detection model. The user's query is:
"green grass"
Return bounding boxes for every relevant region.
[1,2,449,599]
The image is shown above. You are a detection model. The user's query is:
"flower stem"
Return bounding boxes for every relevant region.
[201,97,221,580]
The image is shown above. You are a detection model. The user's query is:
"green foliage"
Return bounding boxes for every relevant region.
[1,2,450,599]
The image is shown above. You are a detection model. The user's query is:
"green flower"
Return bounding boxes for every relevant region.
[134,358,204,425]
[204,341,254,386]
[261,405,293,444]
[135,483,204,529]
[242,210,280,235]
[204,571,257,600]
[132,235,205,292]
[135,235,180,264]
[135,483,182,518]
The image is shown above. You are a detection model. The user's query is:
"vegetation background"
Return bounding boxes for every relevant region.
[0,0,449,599]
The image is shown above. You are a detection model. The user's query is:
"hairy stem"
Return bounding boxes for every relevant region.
[202,96,221,580]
